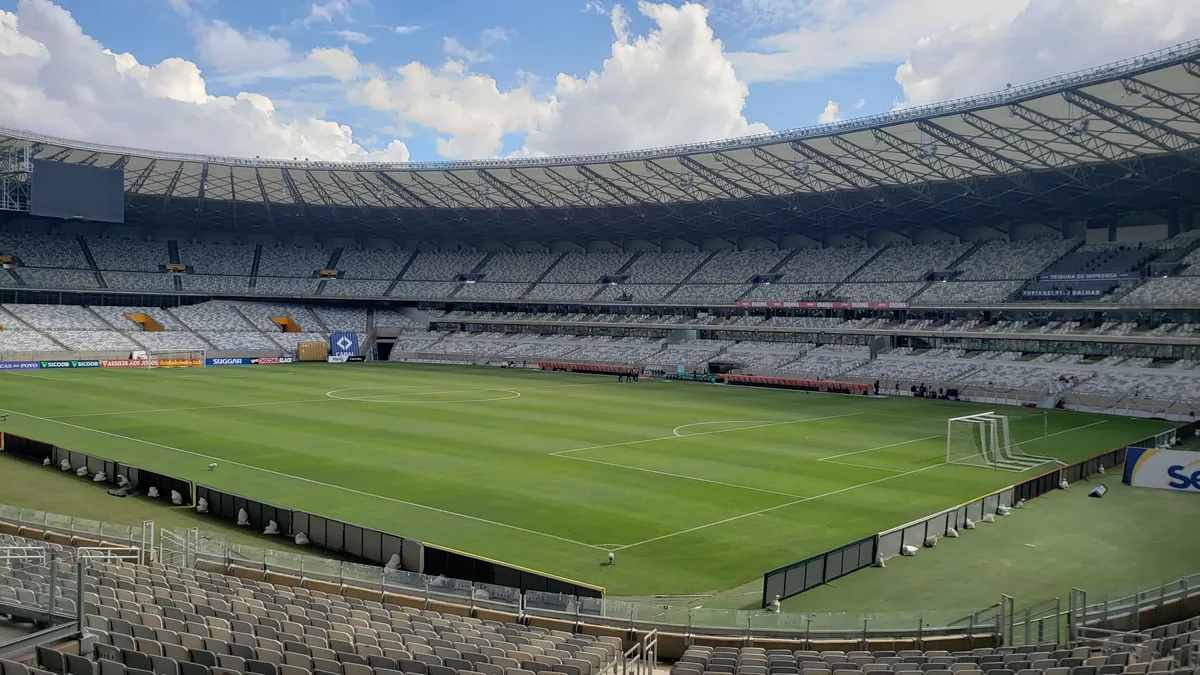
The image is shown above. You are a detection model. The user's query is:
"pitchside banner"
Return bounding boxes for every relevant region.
[329,332,360,358]
[0,361,41,370]
[1124,447,1200,493]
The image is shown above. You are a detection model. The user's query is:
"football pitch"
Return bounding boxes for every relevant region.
[0,363,1174,598]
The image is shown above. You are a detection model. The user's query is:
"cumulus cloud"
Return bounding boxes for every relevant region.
[895,0,1200,107]
[523,2,769,156]
[358,2,767,159]
[393,24,421,35]
[336,29,372,45]
[193,19,362,84]
[728,0,1027,83]
[303,0,354,25]
[817,99,839,124]
[0,0,408,162]
[442,27,509,64]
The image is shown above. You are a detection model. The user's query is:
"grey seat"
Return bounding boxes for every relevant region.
[37,648,66,675]
[65,655,95,675]
[97,661,125,675]
[178,664,209,675]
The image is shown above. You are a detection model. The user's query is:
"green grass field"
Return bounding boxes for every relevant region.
[0,363,1175,600]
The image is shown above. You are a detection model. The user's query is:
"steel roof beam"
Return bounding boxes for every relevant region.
[1123,76,1200,127]
[407,172,459,209]
[580,165,647,206]
[605,163,666,205]
[477,170,537,209]
[914,120,1031,189]
[506,168,567,208]
[108,155,130,171]
[44,147,73,162]
[78,152,101,166]
[128,160,157,194]
[440,170,495,210]
[868,129,972,185]
[643,159,704,201]
[542,167,603,207]
[374,171,431,208]
[154,163,186,226]
[304,170,338,207]
[790,141,887,193]
[677,156,752,200]
[959,113,1096,192]
[1062,89,1200,156]
[254,167,275,226]
[1006,103,1115,165]
[194,163,208,226]
[280,169,307,206]
[227,166,237,229]
[712,152,790,197]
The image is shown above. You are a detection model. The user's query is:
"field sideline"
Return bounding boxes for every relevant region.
[0,362,1173,597]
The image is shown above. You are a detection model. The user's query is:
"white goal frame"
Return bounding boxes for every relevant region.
[946,412,1058,472]
[144,349,207,368]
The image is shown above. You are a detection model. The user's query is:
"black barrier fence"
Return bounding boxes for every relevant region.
[761,442,1148,607]
[291,510,421,572]
[1,432,192,506]
[762,535,876,607]
[423,544,603,599]
[195,486,290,534]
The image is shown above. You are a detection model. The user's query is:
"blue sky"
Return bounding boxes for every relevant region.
[0,0,1196,162]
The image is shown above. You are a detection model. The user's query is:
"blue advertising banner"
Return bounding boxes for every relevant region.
[0,361,41,371]
[205,357,251,367]
[330,332,360,358]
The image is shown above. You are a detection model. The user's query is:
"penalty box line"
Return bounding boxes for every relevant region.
[548,412,864,499]
[613,417,1112,552]
[0,405,612,553]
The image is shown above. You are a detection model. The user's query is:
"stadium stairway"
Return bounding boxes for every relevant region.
[585,252,644,301]
[661,251,719,302]
[383,252,420,298]
[907,241,986,302]
[733,249,804,302]
[85,307,148,352]
[75,237,107,290]
[2,267,23,286]
[826,246,892,298]
[305,308,331,335]
[248,245,263,292]
[161,308,218,351]
[520,252,568,299]
[230,306,285,351]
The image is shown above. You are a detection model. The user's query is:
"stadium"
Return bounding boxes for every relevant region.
[1,34,1200,675]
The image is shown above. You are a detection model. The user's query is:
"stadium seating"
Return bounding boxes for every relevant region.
[667,285,750,304]
[336,247,407,279]
[257,245,330,278]
[184,275,252,293]
[773,247,878,283]
[322,279,391,297]
[523,284,600,301]
[19,268,99,289]
[389,282,460,299]
[0,231,89,268]
[254,278,321,296]
[87,237,169,272]
[743,284,834,302]
[456,283,530,300]
[851,242,972,282]
[170,302,255,333]
[477,253,560,282]
[914,281,1025,304]
[103,272,176,292]
[955,239,1079,281]
[403,252,488,281]
[623,252,709,283]
[689,250,789,283]
[177,241,256,276]
[541,252,632,283]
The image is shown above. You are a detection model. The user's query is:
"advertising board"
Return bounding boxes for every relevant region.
[1124,447,1200,493]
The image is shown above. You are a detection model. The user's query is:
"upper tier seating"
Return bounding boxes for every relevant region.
[88,238,169,272]
[2,304,108,330]
[667,285,749,304]
[104,272,176,292]
[89,306,186,332]
[389,282,460,299]
[523,284,599,301]
[477,253,560,282]
[178,242,256,276]
[839,283,926,302]
[743,284,833,302]
[542,252,632,283]
[254,278,321,296]
[183,276,252,293]
[336,248,408,279]
[623,252,708,284]
[1122,277,1200,305]
[852,242,973,282]
[403,252,488,281]
[455,283,528,301]
[0,231,89,268]
[914,281,1024,304]
[20,268,99,289]
[773,247,878,283]
[257,246,330,278]
[689,250,789,283]
[315,307,370,333]
[322,279,391,297]
[593,284,675,302]
[171,303,255,332]
[956,239,1078,281]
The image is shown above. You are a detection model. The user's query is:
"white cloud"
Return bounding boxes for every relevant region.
[193,19,362,84]
[0,0,408,162]
[854,98,865,109]
[728,0,1027,83]
[522,2,769,157]
[335,29,372,45]
[895,0,1200,107]
[304,0,353,25]
[393,24,421,35]
[583,1,608,14]
[817,99,839,124]
[442,27,508,64]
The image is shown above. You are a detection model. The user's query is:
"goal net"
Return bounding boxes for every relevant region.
[145,350,206,368]
[946,412,1058,472]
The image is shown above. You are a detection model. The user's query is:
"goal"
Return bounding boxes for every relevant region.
[946,412,1058,472]
[144,350,207,368]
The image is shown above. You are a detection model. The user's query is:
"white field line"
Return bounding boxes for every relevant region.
[0,403,612,552]
[549,412,864,457]
[610,418,1111,551]
[47,382,600,419]
[560,455,809,498]
[610,462,946,552]
[817,459,907,473]
[0,371,76,382]
[818,435,942,461]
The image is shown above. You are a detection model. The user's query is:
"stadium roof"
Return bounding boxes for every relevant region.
[4,39,1200,242]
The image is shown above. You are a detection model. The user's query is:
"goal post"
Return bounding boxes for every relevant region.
[144,349,207,368]
[946,412,1059,472]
